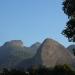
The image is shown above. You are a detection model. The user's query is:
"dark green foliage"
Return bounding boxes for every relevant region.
[53,64,74,75]
[28,66,52,75]
[62,19,75,42]
[62,0,75,42]
[2,68,26,75]
[26,65,75,75]
[63,0,75,17]
[2,68,9,75]
[1,65,75,75]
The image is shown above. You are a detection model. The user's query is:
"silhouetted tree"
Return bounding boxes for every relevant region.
[10,69,26,75]
[62,0,75,42]
[1,66,75,75]
[53,64,74,75]
[63,0,75,17]
[62,19,75,42]
[2,68,9,75]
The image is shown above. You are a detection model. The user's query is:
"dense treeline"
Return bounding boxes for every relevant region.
[0,64,75,75]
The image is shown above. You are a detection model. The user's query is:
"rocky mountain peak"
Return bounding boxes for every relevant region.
[0,38,74,69]
[31,42,41,48]
[3,40,23,47]
[34,38,73,68]
[41,38,64,49]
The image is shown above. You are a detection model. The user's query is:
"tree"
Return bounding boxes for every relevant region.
[62,0,75,42]
[63,0,75,17]
[2,68,10,75]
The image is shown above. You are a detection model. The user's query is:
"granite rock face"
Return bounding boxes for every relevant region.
[17,38,74,69]
[33,38,73,68]
[0,38,74,69]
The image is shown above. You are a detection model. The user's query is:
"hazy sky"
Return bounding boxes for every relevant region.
[0,0,73,47]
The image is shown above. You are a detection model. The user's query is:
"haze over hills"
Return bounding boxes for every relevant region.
[0,38,75,69]
[67,45,75,56]
[0,40,41,69]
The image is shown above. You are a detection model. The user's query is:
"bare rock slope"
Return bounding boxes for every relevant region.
[33,38,74,68]
[17,38,74,69]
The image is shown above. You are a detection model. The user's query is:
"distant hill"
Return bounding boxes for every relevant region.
[30,42,41,55]
[16,38,74,69]
[67,45,75,56]
[0,38,75,70]
[0,40,40,69]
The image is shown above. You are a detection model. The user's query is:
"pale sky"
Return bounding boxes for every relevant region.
[0,0,73,47]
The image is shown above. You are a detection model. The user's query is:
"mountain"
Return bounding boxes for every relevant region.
[0,40,42,69]
[30,42,41,55]
[33,38,73,68]
[3,40,23,47]
[16,38,74,69]
[0,38,75,70]
[0,40,33,69]
[67,45,75,56]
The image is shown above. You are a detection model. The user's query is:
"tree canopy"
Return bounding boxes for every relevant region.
[62,0,75,42]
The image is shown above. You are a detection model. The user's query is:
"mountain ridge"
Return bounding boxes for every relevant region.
[0,38,74,69]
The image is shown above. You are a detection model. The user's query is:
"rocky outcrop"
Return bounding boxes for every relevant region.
[33,38,73,68]
[16,38,74,69]
[3,40,23,47]
[0,38,75,70]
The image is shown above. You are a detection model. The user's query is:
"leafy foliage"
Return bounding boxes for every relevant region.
[62,19,75,42]
[63,0,75,17]
[62,0,75,42]
[1,65,75,75]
